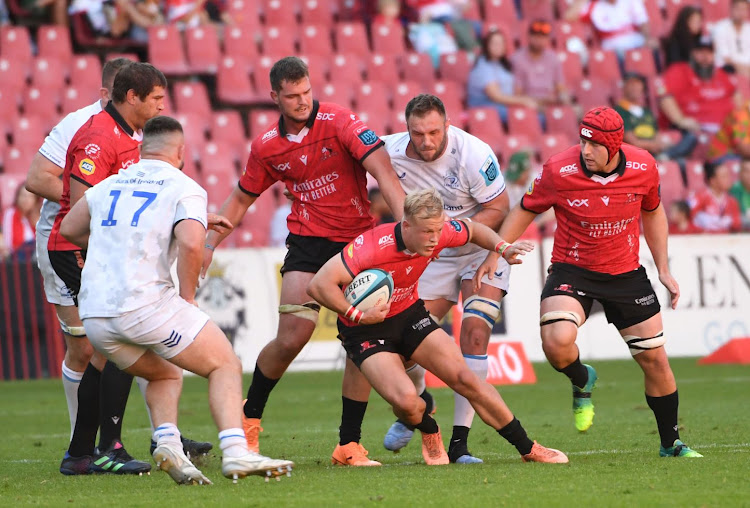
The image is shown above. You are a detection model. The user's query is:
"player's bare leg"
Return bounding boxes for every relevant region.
[411,329,567,463]
[621,313,701,457]
[539,295,597,432]
[360,352,448,465]
[243,271,317,451]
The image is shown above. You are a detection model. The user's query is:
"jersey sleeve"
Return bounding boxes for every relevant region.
[175,181,208,229]
[578,1,594,22]
[340,231,374,277]
[39,118,74,167]
[336,111,385,164]
[69,130,117,188]
[436,220,470,251]
[520,166,555,214]
[466,142,506,204]
[238,145,278,197]
[642,163,661,211]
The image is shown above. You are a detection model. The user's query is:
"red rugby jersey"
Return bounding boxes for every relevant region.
[239,101,384,242]
[48,103,141,251]
[339,219,470,325]
[522,143,660,275]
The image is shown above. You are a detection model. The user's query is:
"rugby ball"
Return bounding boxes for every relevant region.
[343,269,394,311]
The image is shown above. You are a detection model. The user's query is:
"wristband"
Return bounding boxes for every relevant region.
[344,304,363,323]
[205,243,215,251]
[494,241,511,256]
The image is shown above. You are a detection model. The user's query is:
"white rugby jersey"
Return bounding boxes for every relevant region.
[78,159,208,318]
[383,126,505,256]
[37,100,103,236]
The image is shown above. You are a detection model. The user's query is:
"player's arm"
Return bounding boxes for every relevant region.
[201,186,256,277]
[472,191,510,231]
[26,153,64,202]
[465,220,534,262]
[363,147,406,221]
[307,255,390,325]
[174,218,207,304]
[642,202,680,309]
[60,195,92,249]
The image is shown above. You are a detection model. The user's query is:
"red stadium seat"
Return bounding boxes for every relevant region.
[353,81,391,113]
[371,22,406,56]
[497,134,534,166]
[173,81,213,117]
[554,21,589,51]
[181,154,201,184]
[0,133,7,168]
[482,0,518,36]
[223,25,259,73]
[333,22,370,54]
[388,108,407,134]
[298,24,333,56]
[0,87,20,136]
[234,190,277,247]
[319,81,353,108]
[438,51,474,87]
[656,160,687,210]
[300,0,335,27]
[250,55,280,97]
[557,51,584,87]
[69,55,103,90]
[643,0,666,39]
[199,141,239,213]
[227,0,262,32]
[248,108,279,139]
[11,116,47,154]
[37,25,73,68]
[30,57,68,91]
[401,52,436,88]
[624,48,657,78]
[217,57,260,106]
[355,110,389,137]
[61,86,97,113]
[587,49,621,83]
[685,159,707,193]
[544,105,579,136]
[22,88,60,131]
[148,25,190,76]
[298,53,329,87]
[173,112,208,159]
[0,57,27,97]
[701,0,730,24]
[0,26,33,74]
[328,53,364,89]
[262,0,299,26]
[520,0,555,21]
[574,77,614,112]
[430,81,464,117]
[664,0,691,25]
[364,53,401,87]
[466,106,506,154]
[211,110,247,147]
[507,106,542,140]
[0,174,26,208]
[538,134,571,163]
[185,25,221,74]
[391,81,422,116]
[259,25,297,56]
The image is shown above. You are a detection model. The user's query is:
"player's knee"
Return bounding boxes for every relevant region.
[540,321,578,350]
[393,392,423,423]
[279,301,320,325]
[460,325,490,354]
[462,295,501,330]
[64,337,93,367]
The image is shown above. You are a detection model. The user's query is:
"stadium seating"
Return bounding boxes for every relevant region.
[22,88,60,131]
[365,53,401,88]
[507,106,542,140]
[185,25,222,74]
[545,105,579,136]
[624,48,658,78]
[61,86,96,113]
[557,51,584,86]
[438,51,474,87]
[354,81,391,114]
[466,106,506,154]
[587,49,621,83]
[30,57,68,91]
[391,81,422,116]
[262,0,298,26]
[0,26,33,74]
[173,112,208,161]
[248,109,279,139]
[69,55,103,90]
[685,160,707,193]
[356,110,389,137]
[657,160,687,210]
[401,52,436,88]
[173,81,213,117]
[520,0,555,21]
[211,110,247,150]
[223,25,259,73]
[0,87,20,137]
[371,22,406,56]
[430,81,464,119]
[299,0,335,27]
[299,24,333,56]
[37,25,73,68]
[260,25,297,56]
[574,77,614,112]
[328,52,364,89]
[216,57,260,106]
[199,141,239,213]
[148,25,190,75]
[539,133,571,163]
[333,22,370,54]
[701,0,730,24]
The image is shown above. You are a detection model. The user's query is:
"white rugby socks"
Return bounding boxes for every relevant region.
[453,354,488,428]
[153,423,181,447]
[61,361,83,440]
[219,428,249,458]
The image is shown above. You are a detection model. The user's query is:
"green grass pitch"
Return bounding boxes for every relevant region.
[1,358,748,507]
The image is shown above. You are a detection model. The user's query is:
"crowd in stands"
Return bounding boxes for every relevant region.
[1,0,750,258]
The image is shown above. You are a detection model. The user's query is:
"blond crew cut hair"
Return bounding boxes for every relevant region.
[404,188,445,221]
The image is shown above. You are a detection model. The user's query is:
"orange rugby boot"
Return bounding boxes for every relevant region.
[331,442,382,466]
[241,399,262,453]
[521,441,569,464]
[421,429,449,465]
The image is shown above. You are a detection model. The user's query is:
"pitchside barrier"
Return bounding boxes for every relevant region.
[2,235,748,380]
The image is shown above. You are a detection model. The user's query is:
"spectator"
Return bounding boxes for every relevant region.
[2,182,41,258]
[373,0,402,26]
[713,0,750,77]
[565,0,656,58]
[688,160,742,233]
[467,29,537,125]
[0,0,9,25]
[165,0,209,29]
[406,0,480,50]
[408,18,458,68]
[368,187,395,225]
[662,6,704,68]
[510,20,572,121]
[68,0,162,40]
[707,100,750,162]
[615,72,697,160]
[668,200,701,235]
[730,159,750,229]
[656,35,740,136]
[504,151,533,207]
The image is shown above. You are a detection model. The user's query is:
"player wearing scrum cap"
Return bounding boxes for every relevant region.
[493,106,702,457]
[308,188,568,466]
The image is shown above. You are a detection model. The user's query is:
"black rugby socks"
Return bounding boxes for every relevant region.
[244,365,280,419]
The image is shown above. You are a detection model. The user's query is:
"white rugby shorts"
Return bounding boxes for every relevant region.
[36,231,75,306]
[82,292,210,369]
[419,249,510,303]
